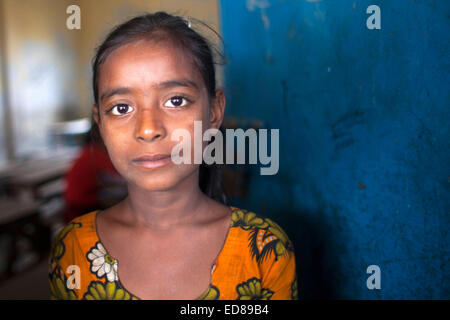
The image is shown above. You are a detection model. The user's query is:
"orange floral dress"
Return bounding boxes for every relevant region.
[48,206,298,300]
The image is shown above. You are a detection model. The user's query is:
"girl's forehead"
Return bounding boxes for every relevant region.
[99,39,204,88]
[105,40,197,74]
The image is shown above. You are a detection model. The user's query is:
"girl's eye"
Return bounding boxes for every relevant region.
[111,104,133,115]
[164,96,189,108]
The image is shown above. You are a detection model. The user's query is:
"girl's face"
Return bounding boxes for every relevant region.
[94,39,224,192]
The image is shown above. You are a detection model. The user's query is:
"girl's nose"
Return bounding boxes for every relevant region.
[134,108,166,142]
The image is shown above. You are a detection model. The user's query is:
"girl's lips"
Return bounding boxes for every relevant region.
[131,154,172,169]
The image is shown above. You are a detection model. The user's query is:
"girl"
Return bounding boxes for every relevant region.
[49,12,297,300]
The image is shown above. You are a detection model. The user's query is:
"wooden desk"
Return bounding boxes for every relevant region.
[3,149,78,202]
[0,198,48,282]
[0,198,40,226]
[0,149,78,283]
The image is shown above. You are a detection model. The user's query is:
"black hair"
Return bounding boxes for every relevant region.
[90,11,227,204]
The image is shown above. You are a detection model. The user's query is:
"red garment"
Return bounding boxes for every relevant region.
[63,144,120,222]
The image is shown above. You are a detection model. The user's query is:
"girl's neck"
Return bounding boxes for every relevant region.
[122,171,211,231]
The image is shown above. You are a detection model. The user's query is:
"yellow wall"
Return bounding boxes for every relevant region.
[0,0,80,157]
[0,1,7,164]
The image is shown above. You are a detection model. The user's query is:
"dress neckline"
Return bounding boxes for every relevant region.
[91,206,235,300]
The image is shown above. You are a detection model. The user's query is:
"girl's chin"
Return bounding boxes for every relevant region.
[129,177,178,192]
[126,167,197,192]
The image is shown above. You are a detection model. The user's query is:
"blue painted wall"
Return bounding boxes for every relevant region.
[219,0,449,299]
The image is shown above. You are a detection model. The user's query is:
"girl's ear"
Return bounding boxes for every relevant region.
[210,89,226,129]
[93,104,100,126]
[92,104,102,138]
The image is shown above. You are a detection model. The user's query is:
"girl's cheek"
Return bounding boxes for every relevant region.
[102,127,129,156]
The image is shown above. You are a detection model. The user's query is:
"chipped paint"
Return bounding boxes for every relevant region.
[246,0,270,11]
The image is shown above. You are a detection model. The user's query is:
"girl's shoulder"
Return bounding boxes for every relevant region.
[228,206,295,260]
[215,207,297,300]
[57,211,98,240]
[49,211,99,263]
[229,206,291,237]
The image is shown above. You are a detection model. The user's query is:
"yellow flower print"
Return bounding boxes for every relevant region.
[50,222,81,262]
[265,218,289,245]
[232,209,294,262]
[236,277,273,300]
[231,209,269,230]
[49,268,78,300]
[83,281,138,300]
[266,217,295,260]
[291,276,298,300]
[198,285,220,300]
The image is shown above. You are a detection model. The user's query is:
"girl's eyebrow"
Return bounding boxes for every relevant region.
[100,79,200,102]
[157,79,199,90]
[100,87,132,102]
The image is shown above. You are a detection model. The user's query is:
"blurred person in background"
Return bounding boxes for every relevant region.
[63,126,127,223]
